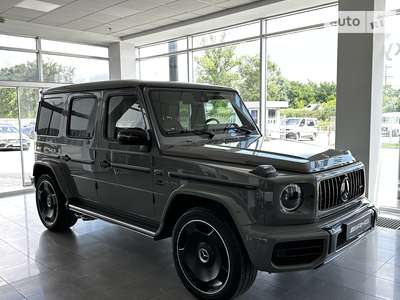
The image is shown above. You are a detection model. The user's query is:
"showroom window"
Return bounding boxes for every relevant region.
[0,50,38,82]
[0,35,109,194]
[375,4,400,211]
[136,4,338,142]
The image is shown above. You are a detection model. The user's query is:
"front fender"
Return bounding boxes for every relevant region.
[156,181,262,239]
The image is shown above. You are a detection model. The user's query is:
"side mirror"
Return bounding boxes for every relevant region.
[117,128,150,145]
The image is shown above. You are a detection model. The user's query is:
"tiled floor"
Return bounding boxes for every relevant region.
[0,194,400,300]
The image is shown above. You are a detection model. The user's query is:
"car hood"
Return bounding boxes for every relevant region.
[161,136,356,173]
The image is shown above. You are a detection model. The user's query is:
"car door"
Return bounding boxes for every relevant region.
[62,93,99,205]
[95,88,155,222]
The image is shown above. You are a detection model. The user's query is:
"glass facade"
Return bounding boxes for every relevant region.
[136,4,338,145]
[376,5,400,210]
[0,35,109,194]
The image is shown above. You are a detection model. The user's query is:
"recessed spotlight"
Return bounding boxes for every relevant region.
[15,0,60,12]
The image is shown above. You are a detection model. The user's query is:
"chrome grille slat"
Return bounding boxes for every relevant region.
[318,169,365,211]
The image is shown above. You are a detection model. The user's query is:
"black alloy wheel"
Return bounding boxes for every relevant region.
[176,219,230,295]
[36,174,77,231]
[37,179,59,227]
[173,208,257,300]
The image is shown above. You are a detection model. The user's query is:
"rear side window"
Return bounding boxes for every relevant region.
[68,97,96,139]
[36,97,65,136]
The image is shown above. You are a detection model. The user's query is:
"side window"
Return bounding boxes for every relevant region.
[307,119,315,127]
[36,97,65,136]
[107,94,146,140]
[68,97,96,139]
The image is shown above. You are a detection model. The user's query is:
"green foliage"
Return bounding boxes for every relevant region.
[0,61,75,118]
[383,85,400,113]
[195,45,339,121]
[266,60,289,102]
[237,55,260,102]
[0,88,17,118]
[195,46,240,87]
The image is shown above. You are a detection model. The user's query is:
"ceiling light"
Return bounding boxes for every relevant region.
[15,0,60,12]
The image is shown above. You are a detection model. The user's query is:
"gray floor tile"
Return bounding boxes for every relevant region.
[0,285,24,300]
[1,193,400,300]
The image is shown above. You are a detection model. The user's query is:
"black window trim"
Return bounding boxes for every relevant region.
[67,95,97,140]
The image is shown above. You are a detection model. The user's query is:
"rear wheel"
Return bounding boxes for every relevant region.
[35,174,77,232]
[172,208,257,299]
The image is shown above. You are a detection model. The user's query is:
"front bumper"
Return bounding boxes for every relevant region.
[241,199,377,272]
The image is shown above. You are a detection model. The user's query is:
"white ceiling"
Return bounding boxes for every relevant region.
[0,0,264,44]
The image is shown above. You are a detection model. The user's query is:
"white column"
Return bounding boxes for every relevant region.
[335,0,385,202]
[109,41,137,80]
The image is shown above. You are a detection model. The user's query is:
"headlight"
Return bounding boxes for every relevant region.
[280,184,303,212]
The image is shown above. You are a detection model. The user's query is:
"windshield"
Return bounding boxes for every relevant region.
[283,118,301,126]
[148,89,258,138]
[0,126,18,133]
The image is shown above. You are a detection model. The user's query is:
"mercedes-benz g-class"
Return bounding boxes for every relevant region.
[34,80,376,299]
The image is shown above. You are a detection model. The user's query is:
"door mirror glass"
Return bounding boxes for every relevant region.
[117,128,149,145]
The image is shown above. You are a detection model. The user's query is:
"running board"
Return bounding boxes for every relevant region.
[68,204,156,238]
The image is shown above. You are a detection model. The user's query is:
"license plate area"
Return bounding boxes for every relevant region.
[344,213,373,241]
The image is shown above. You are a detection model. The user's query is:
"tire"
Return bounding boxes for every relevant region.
[172,208,257,300]
[35,174,77,232]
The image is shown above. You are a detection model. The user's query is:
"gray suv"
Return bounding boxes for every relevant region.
[34,80,376,300]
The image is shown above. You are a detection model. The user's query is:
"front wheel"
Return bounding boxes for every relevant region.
[172,208,257,300]
[36,174,77,232]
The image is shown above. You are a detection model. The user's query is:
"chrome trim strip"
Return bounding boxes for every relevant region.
[68,204,156,238]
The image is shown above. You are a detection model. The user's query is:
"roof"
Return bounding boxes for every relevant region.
[43,80,237,95]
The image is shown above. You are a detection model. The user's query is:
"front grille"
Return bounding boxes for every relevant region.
[318,169,365,211]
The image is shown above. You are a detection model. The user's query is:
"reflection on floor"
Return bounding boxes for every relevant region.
[0,193,400,300]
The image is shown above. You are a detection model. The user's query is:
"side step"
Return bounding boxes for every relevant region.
[68,204,156,238]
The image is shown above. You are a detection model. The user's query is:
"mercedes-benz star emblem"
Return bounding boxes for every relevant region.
[199,248,210,263]
[340,176,350,202]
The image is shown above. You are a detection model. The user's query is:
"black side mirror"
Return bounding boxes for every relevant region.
[117,128,150,145]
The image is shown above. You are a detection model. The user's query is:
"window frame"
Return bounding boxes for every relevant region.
[66,95,97,140]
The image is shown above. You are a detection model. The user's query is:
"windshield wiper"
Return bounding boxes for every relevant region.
[166,129,215,139]
[224,123,254,135]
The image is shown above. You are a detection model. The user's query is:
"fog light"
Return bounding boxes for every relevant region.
[280,184,303,212]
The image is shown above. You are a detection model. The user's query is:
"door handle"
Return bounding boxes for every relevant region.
[61,154,71,161]
[100,160,111,168]
[154,169,164,176]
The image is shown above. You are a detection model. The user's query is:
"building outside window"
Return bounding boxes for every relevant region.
[136,4,338,147]
[0,35,110,194]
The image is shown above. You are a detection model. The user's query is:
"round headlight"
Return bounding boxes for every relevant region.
[280,184,303,212]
